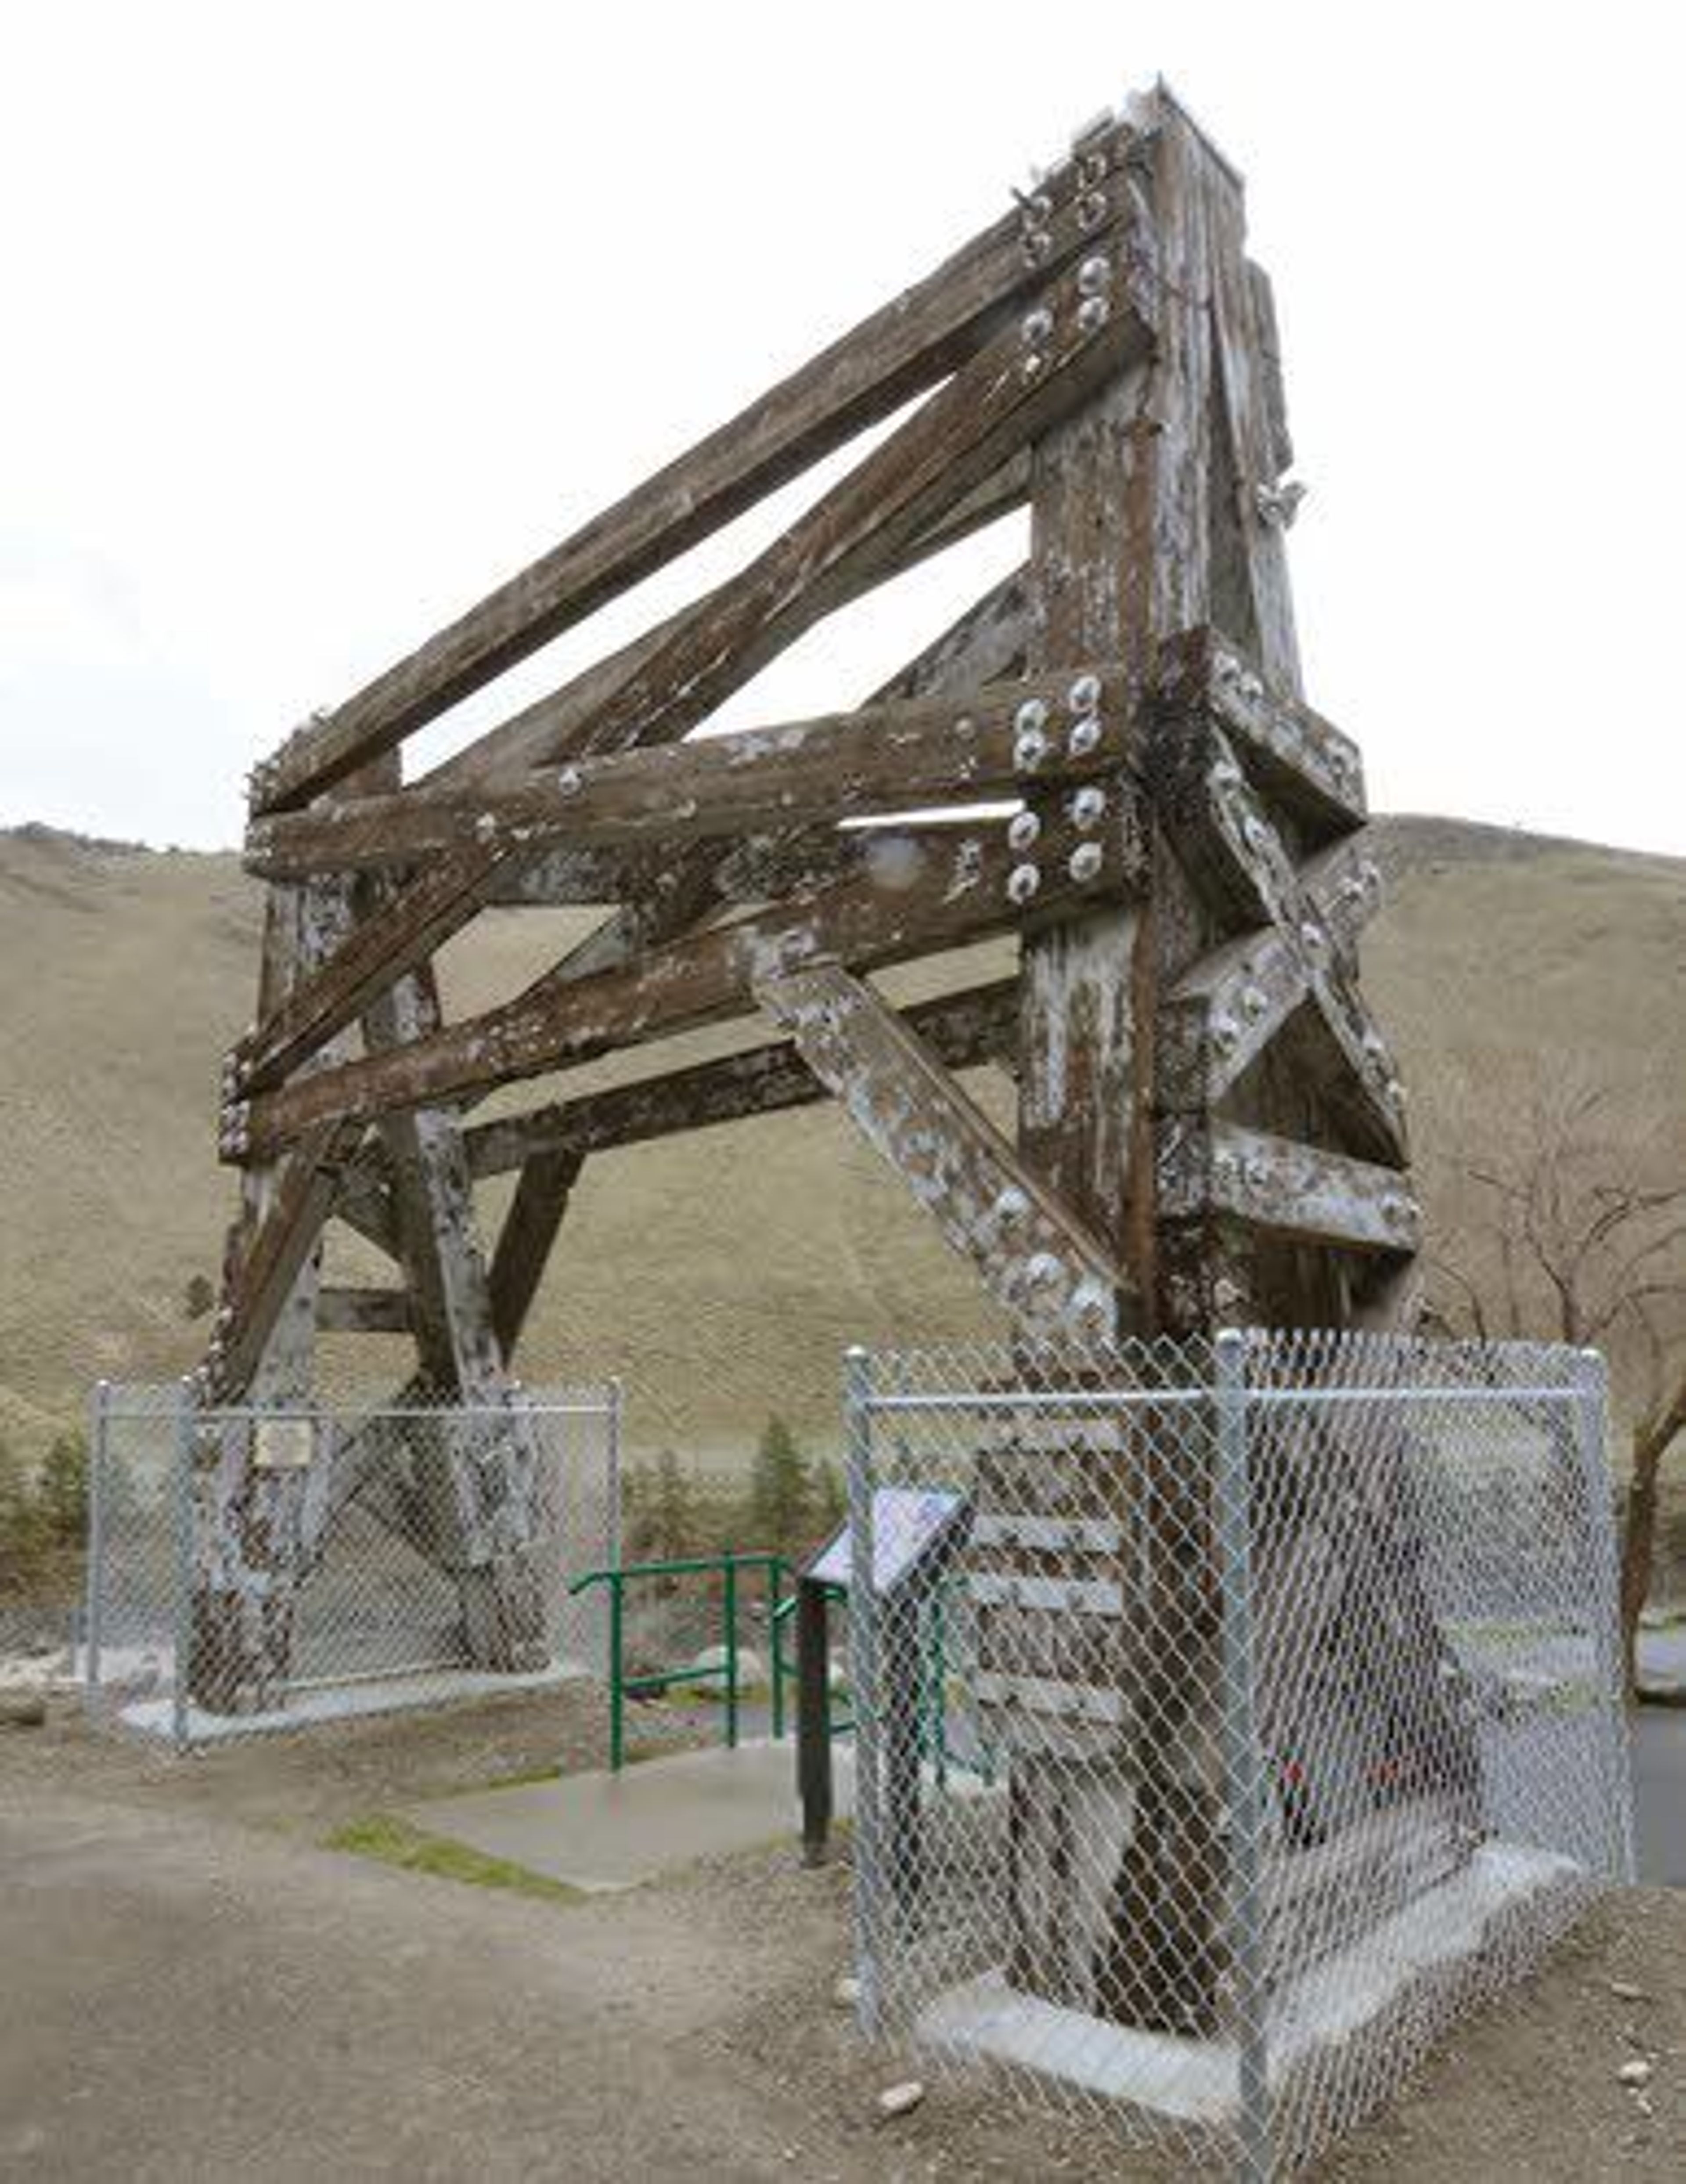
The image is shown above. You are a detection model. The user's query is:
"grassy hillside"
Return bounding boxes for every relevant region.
[1,815,1683,1473]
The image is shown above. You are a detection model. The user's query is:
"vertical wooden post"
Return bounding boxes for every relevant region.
[362,951,550,1672]
[190,875,357,1712]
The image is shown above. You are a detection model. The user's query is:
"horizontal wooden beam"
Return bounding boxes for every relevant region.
[756,962,1128,1330]
[240,814,1133,1157]
[536,560,1037,983]
[316,1287,413,1334]
[1156,626,1363,838]
[463,978,1018,1177]
[1159,1119,1419,1256]
[246,669,1136,881]
[251,117,1143,813]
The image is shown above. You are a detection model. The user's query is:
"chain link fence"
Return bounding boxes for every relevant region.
[83,1382,620,1746]
[844,1330,1634,2178]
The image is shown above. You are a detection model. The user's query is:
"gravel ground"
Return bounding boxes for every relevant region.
[0,1694,1681,2180]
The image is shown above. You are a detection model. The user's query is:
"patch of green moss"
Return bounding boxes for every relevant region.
[325,1812,585,1904]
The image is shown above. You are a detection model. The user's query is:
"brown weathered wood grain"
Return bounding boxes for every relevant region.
[252,119,1144,812]
[462,980,1016,1178]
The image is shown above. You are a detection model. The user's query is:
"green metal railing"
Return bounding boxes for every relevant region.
[569,1552,787,1771]
[569,1554,987,1780]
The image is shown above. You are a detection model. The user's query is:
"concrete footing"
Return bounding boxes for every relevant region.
[915,1840,1588,2131]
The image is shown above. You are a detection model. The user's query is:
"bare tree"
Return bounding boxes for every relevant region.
[1424,1085,1686,1699]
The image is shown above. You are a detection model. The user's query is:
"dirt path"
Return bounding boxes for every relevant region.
[0,1699,1681,2180]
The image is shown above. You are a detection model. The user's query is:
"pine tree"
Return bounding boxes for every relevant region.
[37,1431,87,1546]
[747,1414,811,1559]
[812,1458,847,1544]
[650,1447,698,1565]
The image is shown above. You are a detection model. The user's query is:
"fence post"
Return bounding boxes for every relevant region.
[607,1574,626,1771]
[171,1377,196,1755]
[1215,1329,1272,2184]
[605,1377,624,1574]
[83,1380,111,1701]
[843,1344,880,2033]
[769,1557,786,1743]
[724,1556,740,1752]
[1573,1348,1637,1883]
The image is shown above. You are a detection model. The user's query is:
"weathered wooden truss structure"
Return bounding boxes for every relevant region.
[206,85,1423,1822]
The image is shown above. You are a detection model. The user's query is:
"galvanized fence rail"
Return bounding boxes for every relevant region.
[843,1330,1634,2179]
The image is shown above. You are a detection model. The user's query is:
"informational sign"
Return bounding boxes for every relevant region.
[253,1416,316,1471]
[807,1486,968,1595]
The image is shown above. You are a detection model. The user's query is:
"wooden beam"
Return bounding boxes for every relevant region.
[422,481,1032,802]
[537,561,1036,984]
[488,1149,584,1358]
[242,816,1133,1157]
[756,963,1126,1331]
[1158,853,1405,1165]
[245,668,1138,882]
[1156,625,1364,839]
[205,1120,363,1400]
[463,978,1018,1178]
[251,117,1143,812]
[240,233,1153,1089]
[1159,1119,1420,1256]
[316,1287,413,1334]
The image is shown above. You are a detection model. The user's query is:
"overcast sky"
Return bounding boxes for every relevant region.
[4,1,1683,857]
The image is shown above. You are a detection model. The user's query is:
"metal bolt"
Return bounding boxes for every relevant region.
[474,812,498,843]
[1022,351,1046,380]
[1077,253,1112,296]
[1015,697,1050,735]
[1023,1251,1065,1292]
[1007,862,1042,905]
[1068,842,1104,884]
[1014,728,1049,771]
[1077,150,1108,189]
[1020,306,1054,347]
[1243,814,1270,852]
[1300,919,1326,952]
[1067,717,1102,759]
[1212,757,1243,790]
[1070,785,1106,830]
[1211,1015,1240,1055]
[1240,673,1264,703]
[1255,479,1308,529]
[1007,809,1041,851]
[1067,672,1102,715]
[994,1185,1031,1228]
[1021,230,1053,266]
[1077,190,1107,230]
[1076,295,1110,335]
[1018,191,1053,229]
[1241,984,1269,1021]
[1067,1276,1111,1332]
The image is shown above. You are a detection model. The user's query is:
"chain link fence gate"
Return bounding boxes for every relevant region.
[82,1383,620,1747]
[844,1330,1634,2179]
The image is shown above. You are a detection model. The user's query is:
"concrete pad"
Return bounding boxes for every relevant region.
[414,1737,857,1892]
[915,1840,1587,2127]
[119,1658,589,1743]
